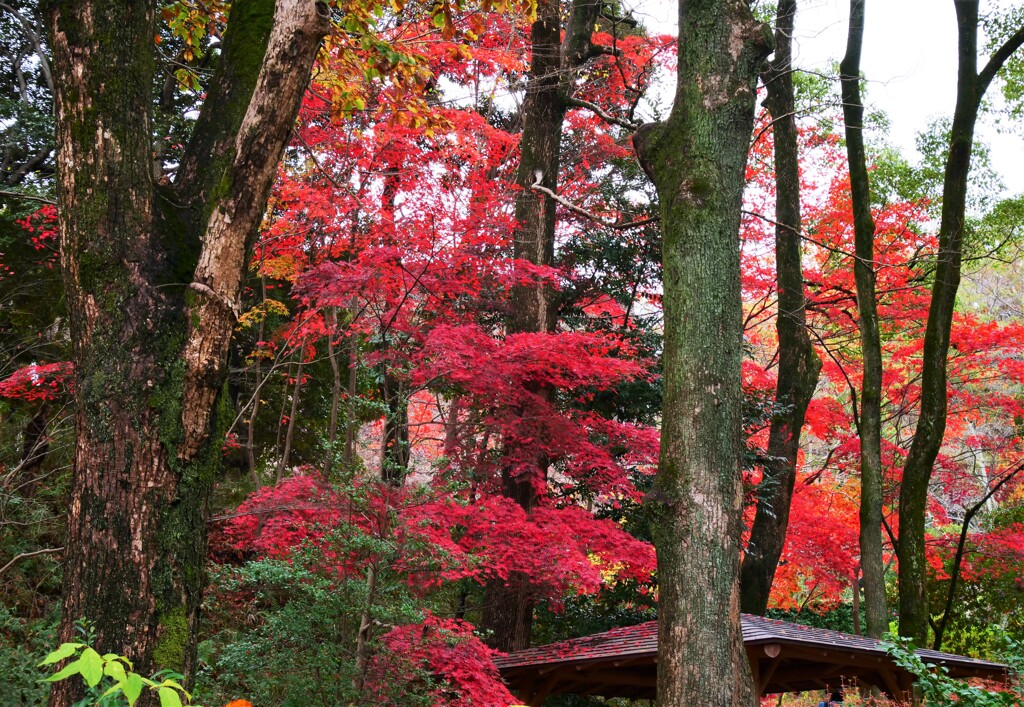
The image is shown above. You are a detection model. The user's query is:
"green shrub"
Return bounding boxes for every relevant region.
[884,635,1024,706]
[0,607,56,705]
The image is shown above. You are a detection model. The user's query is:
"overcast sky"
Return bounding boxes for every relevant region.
[628,0,1024,196]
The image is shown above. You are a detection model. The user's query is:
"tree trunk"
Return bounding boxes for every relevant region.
[481,0,606,652]
[634,0,769,703]
[44,1,328,703]
[898,0,1024,642]
[840,0,887,640]
[480,0,562,652]
[325,307,342,479]
[275,351,305,482]
[740,0,822,616]
[379,368,409,484]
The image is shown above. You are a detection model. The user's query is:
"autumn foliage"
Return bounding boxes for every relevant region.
[5,1,1024,704]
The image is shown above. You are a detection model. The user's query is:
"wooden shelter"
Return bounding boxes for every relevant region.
[495,614,1008,705]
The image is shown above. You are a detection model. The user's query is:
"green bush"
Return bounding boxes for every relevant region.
[884,635,1024,706]
[195,529,435,707]
[0,607,57,704]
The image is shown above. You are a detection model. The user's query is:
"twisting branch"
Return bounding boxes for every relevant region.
[932,461,1024,650]
[978,22,1024,95]
[0,1,53,92]
[565,96,639,130]
[530,171,657,230]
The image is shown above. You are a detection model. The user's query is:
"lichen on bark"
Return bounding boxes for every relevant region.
[44,2,329,705]
[635,0,770,704]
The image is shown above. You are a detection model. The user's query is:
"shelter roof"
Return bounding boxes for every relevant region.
[496,615,1009,705]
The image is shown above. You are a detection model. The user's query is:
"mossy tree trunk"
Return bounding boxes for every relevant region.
[839,0,887,640]
[898,0,1024,642]
[740,0,822,617]
[634,0,769,703]
[43,1,329,704]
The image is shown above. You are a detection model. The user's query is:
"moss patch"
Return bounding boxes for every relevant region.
[153,606,188,672]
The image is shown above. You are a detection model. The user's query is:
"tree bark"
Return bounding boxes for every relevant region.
[840,0,887,640]
[44,1,328,703]
[898,0,1024,642]
[275,351,305,482]
[481,0,606,652]
[325,306,342,479]
[379,368,409,484]
[634,0,769,703]
[740,0,822,616]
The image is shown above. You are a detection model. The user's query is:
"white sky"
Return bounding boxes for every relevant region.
[629,0,1024,196]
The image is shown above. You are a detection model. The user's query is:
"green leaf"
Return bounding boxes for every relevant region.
[44,658,83,682]
[158,678,190,701]
[101,683,126,699]
[158,686,184,707]
[39,642,83,666]
[78,647,104,687]
[103,659,127,683]
[122,673,144,706]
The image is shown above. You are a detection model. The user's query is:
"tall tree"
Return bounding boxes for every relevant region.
[0,0,53,193]
[43,0,329,702]
[839,0,887,639]
[634,0,769,702]
[740,0,822,617]
[898,0,1024,642]
[481,0,611,652]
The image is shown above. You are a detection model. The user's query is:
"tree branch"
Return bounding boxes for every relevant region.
[933,461,1024,649]
[530,171,657,230]
[0,188,56,205]
[978,22,1024,95]
[565,96,639,130]
[0,546,63,577]
[0,1,53,92]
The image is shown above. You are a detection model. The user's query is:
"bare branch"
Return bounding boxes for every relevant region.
[530,171,657,230]
[0,546,63,577]
[564,96,638,130]
[0,189,56,205]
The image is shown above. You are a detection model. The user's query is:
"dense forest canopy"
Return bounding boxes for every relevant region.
[3,0,1024,705]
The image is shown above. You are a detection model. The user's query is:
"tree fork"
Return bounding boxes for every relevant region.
[740,0,822,617]
[45,1,329,703]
